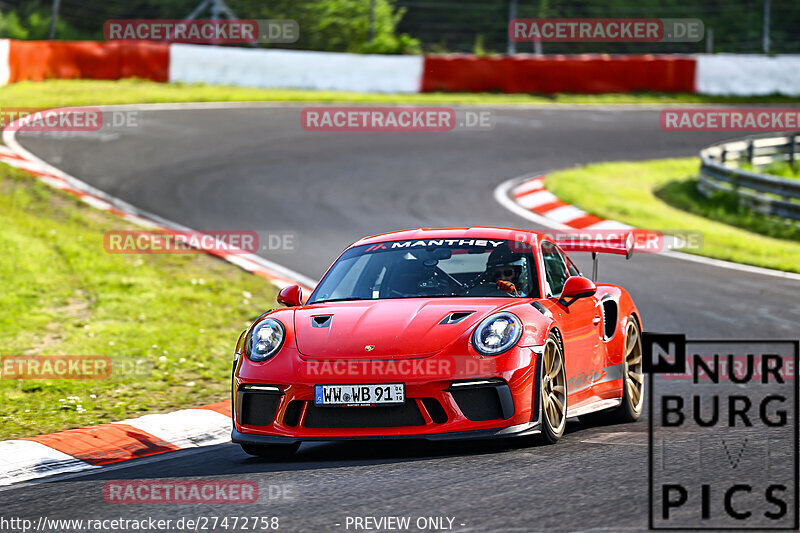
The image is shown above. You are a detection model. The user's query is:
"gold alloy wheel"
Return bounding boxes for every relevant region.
[624,319,645,413]
[542,337,567,434]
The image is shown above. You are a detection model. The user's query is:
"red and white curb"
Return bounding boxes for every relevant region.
[496,172,800,281]
[0,107,317,487]
[0,402,232,486]
[509,175,687,251]
[511,175,632,231]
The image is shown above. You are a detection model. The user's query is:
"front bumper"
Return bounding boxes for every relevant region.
[232,346,542,442]
[232,421,540,445]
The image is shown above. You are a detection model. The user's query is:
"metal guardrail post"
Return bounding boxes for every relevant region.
[790,135,797,172]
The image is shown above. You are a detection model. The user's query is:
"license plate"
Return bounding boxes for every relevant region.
[314,383,405,407]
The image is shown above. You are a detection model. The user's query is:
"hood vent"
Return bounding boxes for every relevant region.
[439,311,474,325]
[311,315,333,328]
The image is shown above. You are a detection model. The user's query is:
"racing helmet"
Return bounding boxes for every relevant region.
[487,244,523,269]
[486,244,528,295]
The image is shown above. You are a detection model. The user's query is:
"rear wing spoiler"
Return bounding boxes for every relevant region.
[554,231,635,280]
[555,231,635,260]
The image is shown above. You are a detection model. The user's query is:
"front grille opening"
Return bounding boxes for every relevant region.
[239,391,281,426]
[283,400,303,427]
[449,382,514,421]
[304,403,425,428]
[421,397,448,424]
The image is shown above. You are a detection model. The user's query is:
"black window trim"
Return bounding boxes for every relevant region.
[541,240,570,299]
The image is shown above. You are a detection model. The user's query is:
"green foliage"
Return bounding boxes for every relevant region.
[229,0,421,54]
[3,0,798,54]
[396,0,800,54]
[0,8,85,40]
[473,34,487,56]
[655,179,800,242]
[745,161,800,180]
[0,11,28,39]
[2,0,420,53]
[304,0,419,54]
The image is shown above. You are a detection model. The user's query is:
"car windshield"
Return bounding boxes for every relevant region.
[309,239,539,303]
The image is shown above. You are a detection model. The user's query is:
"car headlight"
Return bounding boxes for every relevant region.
[472,312,522,356]
[248,318,285,362]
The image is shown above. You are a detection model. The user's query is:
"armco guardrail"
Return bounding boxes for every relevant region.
[699,133,800,221]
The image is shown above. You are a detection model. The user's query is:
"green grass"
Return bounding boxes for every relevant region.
[546,158,800,273]
[2,78,800,107]
[0,164,277,439]
[743,161,800,180]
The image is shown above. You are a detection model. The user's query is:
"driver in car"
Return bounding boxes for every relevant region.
[464,244,528,297]
[487,246,523,294]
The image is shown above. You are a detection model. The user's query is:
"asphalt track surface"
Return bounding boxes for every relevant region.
[4,105,800,532]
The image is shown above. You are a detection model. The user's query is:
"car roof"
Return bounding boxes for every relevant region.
[351,227,551,248]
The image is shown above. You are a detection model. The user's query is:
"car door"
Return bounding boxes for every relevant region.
[540,241,600,409]
[563,252,603,365]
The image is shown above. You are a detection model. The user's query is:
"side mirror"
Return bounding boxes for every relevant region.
[559,276,596,306]
[277,285,303,307]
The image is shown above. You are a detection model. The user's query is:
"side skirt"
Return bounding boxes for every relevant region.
[566,398,622,419]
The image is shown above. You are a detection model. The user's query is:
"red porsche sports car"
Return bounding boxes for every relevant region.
[231,227,644,457]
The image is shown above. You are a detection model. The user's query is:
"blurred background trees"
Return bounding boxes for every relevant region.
[0,0,797,54]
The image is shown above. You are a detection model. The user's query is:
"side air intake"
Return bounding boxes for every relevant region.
[601,297,618,340]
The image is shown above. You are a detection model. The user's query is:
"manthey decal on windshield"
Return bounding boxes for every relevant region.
[364,239,508,252]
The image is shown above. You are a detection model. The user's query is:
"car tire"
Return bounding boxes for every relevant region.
[240,442,300,459]
[535,331,567,445]
[585,315,644,425]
